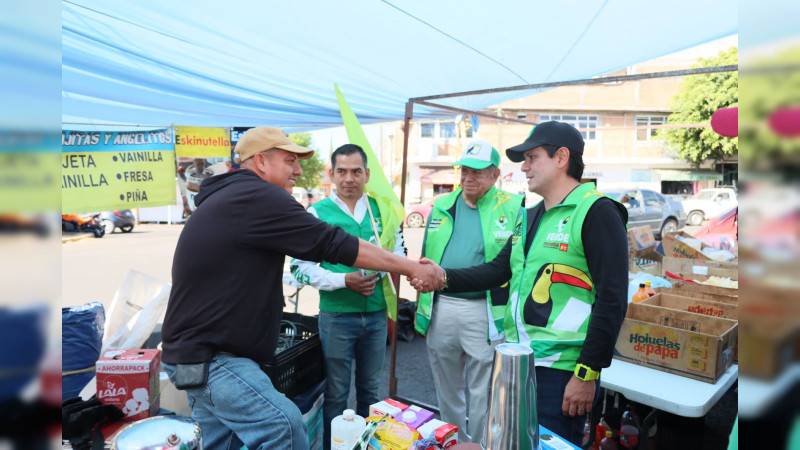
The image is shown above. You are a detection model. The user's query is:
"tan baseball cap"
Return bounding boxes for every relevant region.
[234,126,315,162]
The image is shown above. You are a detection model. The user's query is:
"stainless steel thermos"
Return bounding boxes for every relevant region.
[482,343,538,450]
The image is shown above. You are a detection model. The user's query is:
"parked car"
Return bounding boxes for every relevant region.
[307,189,326,206]
[99,210,135,234]
[604,189,686,239]
[681,188,738,226]
[405,194,447,228]
[693,206,737,248]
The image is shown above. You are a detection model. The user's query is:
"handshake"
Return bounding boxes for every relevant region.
[407,257,445,294]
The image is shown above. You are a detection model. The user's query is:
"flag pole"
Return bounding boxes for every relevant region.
[365,198,398,298]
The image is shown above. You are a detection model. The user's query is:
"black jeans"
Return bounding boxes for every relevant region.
[535,366,600,446]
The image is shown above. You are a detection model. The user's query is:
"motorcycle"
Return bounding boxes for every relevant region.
[62,213,105,238]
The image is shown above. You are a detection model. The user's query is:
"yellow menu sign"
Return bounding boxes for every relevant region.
[61,129,176,213]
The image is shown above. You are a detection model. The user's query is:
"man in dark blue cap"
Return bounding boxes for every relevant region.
[412,121,629,446]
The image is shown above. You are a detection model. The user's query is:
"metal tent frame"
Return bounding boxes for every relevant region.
[386,64,738,409]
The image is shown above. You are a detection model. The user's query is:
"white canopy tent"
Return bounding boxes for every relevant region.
[63,0,738,130]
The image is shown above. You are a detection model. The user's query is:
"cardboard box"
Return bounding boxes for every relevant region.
[397,404,434,430]
[416,419,458,449]
[660,231,714,261]
[640,293,738,320]
[628,226,656,253]
[369,400,403,419]
[654,287,737,305]
[668,266,739,282]
[629,246,663,276]
[662,257,738,279]
[96,349,161,421]
[668,281,738,299]
[740,283,800,318]
[614,303,737,383]
[738,316,800,379]
[675,273,738,287]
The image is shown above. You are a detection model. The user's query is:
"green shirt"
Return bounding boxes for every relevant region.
[440,196,486,299]
[415,186,525,339]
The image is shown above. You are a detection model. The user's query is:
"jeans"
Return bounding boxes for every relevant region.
[535,366,600,447]
[318,310,386,450]
[163,354,308,450]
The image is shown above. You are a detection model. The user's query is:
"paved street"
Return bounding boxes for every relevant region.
[61,222,436,407]
[61,223,426,313]
[62,221,698,310]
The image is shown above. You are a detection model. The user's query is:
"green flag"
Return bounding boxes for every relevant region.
[335,84,406,321]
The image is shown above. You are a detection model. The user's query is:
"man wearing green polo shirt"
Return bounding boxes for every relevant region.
[415,140,524,444]
[291,144,406,450]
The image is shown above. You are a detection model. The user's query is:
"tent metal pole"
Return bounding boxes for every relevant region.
[389,100,414,398]
[411,65,738,102]
[416,100,711,132]
[416,100,535,125]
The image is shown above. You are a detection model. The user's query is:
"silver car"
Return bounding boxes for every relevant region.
[604,189,687,239]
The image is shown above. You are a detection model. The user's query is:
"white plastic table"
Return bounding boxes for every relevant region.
[738,364,800,419]
[600,359,738,418]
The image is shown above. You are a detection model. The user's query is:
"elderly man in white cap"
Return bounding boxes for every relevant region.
[415,140,524,444]
[161,127,443,450]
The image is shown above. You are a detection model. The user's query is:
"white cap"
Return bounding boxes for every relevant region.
[344,409,355,420]
[453,140,500,169]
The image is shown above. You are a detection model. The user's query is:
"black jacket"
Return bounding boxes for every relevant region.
[162,170,359,365]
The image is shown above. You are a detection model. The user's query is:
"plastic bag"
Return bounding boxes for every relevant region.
[62,302,104,400]
[396,300,416,342]
[102,270,171,353]
[0,305,47,401]
[627,273,671,303]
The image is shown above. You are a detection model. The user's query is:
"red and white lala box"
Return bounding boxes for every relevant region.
[96,349,161,421]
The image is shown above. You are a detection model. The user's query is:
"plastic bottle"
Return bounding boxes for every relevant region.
[331,409,366,450]
[600,430,618,450]
[589,423,606,450]
[582,417,591,446]
[619,405,641,449]
[644,281,656,297]
[632,283,648,303]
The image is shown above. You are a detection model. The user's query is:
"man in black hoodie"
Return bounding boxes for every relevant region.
[161,127,440,450]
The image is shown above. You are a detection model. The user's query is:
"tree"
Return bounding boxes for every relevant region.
[738,46,800,175]
[290,132,325,189]
[661,47,738,167]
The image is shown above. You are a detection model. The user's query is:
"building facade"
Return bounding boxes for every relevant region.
[378,37,737,204]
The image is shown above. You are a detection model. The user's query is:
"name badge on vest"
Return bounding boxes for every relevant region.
[542,216,570,251]
[493,214,513,242]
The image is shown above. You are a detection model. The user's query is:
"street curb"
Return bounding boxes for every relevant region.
[62,232,93,244]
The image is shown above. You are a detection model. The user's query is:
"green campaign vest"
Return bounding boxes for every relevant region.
[313,196,387,313]
[505,183,626,372]
[415,186,524,340]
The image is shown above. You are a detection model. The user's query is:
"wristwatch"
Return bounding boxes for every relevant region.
[574,363,600,381]
[441,269,449,290]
